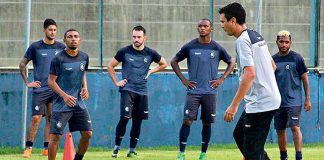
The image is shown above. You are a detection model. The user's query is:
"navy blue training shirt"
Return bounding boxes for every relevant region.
[273,50,308,107]
[176,38,232,94]
[114,45,162,95]
[49,50,89,112]
[24,40,65,92]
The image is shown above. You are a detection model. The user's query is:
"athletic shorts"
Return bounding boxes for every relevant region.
[274,106,301,130]
[31,91,53,116]
[183,93,216,123]
[50,108,92,135]
[120,90,148,120]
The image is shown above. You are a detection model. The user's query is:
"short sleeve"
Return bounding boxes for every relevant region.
[49,57,60,76]
[114,49,125,62]
[296,54,308,76]
[24,45,34,60]
[175,46,188,62]
[151,50,162,63]
[236,38,254,68]
[85,55,89,71]
[218,45,232,65]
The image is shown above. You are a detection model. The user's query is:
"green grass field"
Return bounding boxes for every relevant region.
[1,143,323,160]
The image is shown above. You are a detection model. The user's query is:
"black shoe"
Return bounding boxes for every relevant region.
[112,149,119,158]
[127,151,138,158]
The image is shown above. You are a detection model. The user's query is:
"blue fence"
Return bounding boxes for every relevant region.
[0,71,323,148]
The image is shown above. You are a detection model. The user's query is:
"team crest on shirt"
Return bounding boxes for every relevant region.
[285,64,290,70]
[56,121,62,129]
[125,106,129,112]
[210,51,215,59]
[35,105,39,111]
[80,63,85,71]
[144,57,148,63]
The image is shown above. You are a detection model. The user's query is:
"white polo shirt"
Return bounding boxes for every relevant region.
[236,29,281,113]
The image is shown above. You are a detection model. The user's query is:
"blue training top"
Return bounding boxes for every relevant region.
[176,38,232,94]
[114,45,162,95]
[273,50,308,107]
[49,50,89,112]
[24,40,65,93]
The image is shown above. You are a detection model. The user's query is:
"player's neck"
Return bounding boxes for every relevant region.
[65,48,79,57]
[198,36,211,44]
[132,44,145,51]
[278,50,290,56]
[43,38,55,45]
[233,24,247,38]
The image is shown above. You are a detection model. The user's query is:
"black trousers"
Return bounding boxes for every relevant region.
[233,109,276,160]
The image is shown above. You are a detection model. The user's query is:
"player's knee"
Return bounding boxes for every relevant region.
[82,131,92,139]
[50,134,61,142]
[183,119,192,126]
[276,129,286,136]
[31,115,42,124]
[291,126,301,134]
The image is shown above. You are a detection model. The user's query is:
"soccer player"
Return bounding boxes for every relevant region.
[107,25,167,158]
[219,2,281,160]
[19,18,65,158]
[171,19,235,160]
[47,29,92,160]
[273,30,311,160]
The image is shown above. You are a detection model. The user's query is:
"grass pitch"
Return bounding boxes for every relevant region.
[0,143,323,160]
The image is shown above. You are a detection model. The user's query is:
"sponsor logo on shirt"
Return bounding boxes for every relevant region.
[55,50,59,55]
[35,105,39,111]
[65,67,73,70]
[125,106,129,112]
[185,109,189,115]
[129,58,134,61]
[41,53,47,56]
[257,41,266,47]
[194,52,201,55]
[80,63,85,71]
[144,57,148,63]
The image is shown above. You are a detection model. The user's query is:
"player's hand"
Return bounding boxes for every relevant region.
[224,105,238,122]
[182,79,197,89]
[144,70,152,80]
[80,88,89,100]
[63,94,77,107]
[26,81,41,88]
[304,99,311,112]
[116,79,127,87]
[209,78,224,88]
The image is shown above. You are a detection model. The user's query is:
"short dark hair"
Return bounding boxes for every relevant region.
[43,18,57,29]
[218,2,246,25]
[132,25,146,35]
[199,18,213,27]
[64,28,79,39]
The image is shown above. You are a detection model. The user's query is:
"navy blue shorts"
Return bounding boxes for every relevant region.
[183,94,216,123]
[50,108,92,135]
[31,91,53,116]
[274,106,301,130]
[120,90,148,120]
